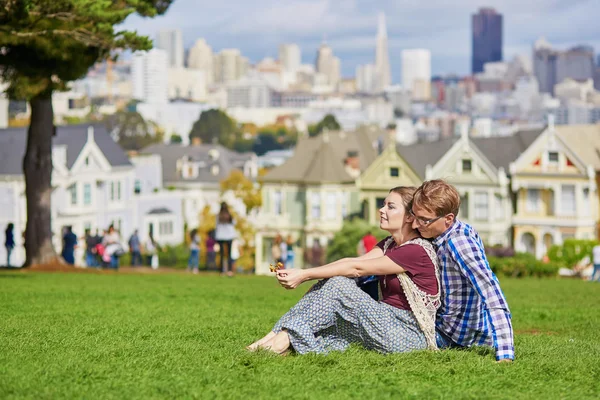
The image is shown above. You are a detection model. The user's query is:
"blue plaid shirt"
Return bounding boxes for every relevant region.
[433,220,515,361]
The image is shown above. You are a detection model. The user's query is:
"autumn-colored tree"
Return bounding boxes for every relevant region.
[219,170,262,213]
[0,0,173,266]
[195,204,255,271]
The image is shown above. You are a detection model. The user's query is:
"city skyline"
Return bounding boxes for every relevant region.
[120,0,600,81]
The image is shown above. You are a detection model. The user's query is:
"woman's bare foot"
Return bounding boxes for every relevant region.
[263,330,291,355]
[246,331,276,351]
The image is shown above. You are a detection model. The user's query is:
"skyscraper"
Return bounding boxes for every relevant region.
[375,12,391,91]
[155,29,184,68]
[187,38,214,84]
[279,44,301,73]
[213,49,248,84]
[315,43,341,87]
[131,49,169,104]
[402,49,431,101]
[471,8,503,74]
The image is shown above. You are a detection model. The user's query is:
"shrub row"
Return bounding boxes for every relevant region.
[487,253,563,278]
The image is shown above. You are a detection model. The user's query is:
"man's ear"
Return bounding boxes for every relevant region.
[445,213,455,226]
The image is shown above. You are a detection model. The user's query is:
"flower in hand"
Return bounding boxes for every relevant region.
[269,261,284,273]
[276,269,305,289]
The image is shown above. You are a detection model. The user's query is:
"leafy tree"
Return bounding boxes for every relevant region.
[104,110,163,151]
[220,170,262,213]
[251,131,283,156]
[325,219,386,263]
[308,114,341,137]
[189,109,237,148]
[0,0,173,266]
[169,134,183,144]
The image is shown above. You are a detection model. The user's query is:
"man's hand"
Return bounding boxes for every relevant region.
[276,269,307,289]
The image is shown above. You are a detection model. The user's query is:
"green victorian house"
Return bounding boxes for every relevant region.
[255,126,418,274]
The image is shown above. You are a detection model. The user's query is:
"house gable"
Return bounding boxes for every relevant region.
[71,138,113,174]
[358,144,421,189]
[429,136,502,185]
[510,127,590,177]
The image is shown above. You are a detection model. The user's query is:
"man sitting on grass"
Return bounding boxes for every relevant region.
[410,180,515,363]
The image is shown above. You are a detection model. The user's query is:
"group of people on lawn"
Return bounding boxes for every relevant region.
[248,179,515,362]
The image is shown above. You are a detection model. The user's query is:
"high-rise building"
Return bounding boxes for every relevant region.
[213,49,248,84]
[155,29,184,68]
[187,38,214,84]
[279,44,301,73]
[375,12,391,91]
[471,8,503,74]
[533,38,558,94]
[401,49,431,101]
[556,46,595,84]
[131,49,169,104]
[534,39,595,94]
[356,64,377,93]
[315,43,341,87]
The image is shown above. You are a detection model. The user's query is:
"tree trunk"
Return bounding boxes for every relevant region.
[23,92,58,267]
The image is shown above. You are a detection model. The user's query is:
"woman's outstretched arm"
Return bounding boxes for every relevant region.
[276,255,405,289]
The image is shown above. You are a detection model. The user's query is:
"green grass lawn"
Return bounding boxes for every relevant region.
[1,271,599,399]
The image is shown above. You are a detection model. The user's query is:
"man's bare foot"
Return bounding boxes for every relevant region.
[246,331,276,351]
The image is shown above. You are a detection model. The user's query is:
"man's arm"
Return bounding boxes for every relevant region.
[448,237,515,361]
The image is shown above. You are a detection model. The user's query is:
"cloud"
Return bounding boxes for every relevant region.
[120,0,599,78]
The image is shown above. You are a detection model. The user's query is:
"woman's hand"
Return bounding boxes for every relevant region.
[276,269,307,289]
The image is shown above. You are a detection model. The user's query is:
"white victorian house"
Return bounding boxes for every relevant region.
[0,124,185,267]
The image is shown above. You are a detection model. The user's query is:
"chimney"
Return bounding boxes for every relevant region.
[191,137,201,146]
[345,150,360,170]
[87,126,94,143]
[547,114,555,131]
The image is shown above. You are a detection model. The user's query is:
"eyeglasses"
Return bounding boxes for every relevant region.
[409,209,444,226]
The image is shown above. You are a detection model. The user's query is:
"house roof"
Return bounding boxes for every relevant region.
[554,125,600,170]
[0,124,131,176]
[471,127,545,172]
[395,127,545,179]
[396,138,458,179]
[147,207,173,215]
[263,126,389,184]
[141,143,255,184]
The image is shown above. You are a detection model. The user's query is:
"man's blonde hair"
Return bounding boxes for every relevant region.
[413,179,460,217]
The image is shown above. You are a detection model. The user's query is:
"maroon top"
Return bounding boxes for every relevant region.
[376,237,438,311]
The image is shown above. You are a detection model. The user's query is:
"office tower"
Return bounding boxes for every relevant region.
[556,45,595,84]
[155,29,184,68]
[279,44,301,73]
[187,38,214,84]
[472,8,503,74]
[131,49,169,104]
[401,49,431,101]
[375,12,392,91]
[315,43,341,87]
[356,64,377,93]
[213,49,249,84]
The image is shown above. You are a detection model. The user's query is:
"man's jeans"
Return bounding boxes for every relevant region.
[131,251,142,266]
[86,253,97,267]
[188,249,199,270]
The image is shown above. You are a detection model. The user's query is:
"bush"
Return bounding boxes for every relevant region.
[157,244,190,269]
[326,219,387,263]
[547,238,598,268]
[487,252,563,278]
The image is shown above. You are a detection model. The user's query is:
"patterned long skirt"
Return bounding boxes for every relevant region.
[272,276,426,354]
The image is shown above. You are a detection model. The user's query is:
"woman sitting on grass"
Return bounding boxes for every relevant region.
[247,186,441,355]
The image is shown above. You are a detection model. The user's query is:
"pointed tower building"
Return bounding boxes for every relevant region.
[375,12,391,91]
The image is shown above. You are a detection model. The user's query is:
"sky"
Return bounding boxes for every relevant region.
[121,0,600,81]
